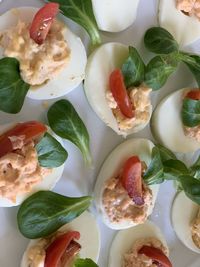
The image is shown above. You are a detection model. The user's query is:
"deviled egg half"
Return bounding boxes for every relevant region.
[91,0,140,32]
[0,121,66,207]
[94,138,159,230]
[172,191,200,253]
[0,4,87,100]
[109,220,172,267]
[151,88,200,153]
[21,211,100,267]
[84,43,152,136]
[159,0,200,46]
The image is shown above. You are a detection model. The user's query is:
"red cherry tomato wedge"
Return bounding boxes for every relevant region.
[185,90,200,100]
[0,121,47,158]
[44,231,81,267]
[109,69,134,118]
[139,246,173,267]
[60,240,81,266]
[121,156,144,206]
[29,3,59,45]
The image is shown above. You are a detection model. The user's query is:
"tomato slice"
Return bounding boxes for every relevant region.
[109,69,134,118]
[139,246,173,267]
[0,121,47,158]
[29,3,59,45]
[60,240,81,266]
[44,231,81,267]
[121,156,144,206]
[185,90,200,100]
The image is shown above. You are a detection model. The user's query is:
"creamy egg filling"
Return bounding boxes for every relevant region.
[123,237,168,267]
[106,86,152,133]
[176,0,200,20]
[0,141,51,202]
[191,208,200,249]
[102,175,152,224]
[0,19,71,86]
[27,232,80,267]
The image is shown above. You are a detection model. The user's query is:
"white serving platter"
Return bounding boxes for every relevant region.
[0,0,200,266]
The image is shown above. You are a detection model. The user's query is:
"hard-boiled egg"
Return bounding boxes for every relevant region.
[0,122,65,207]
[84,42,152,136]
[159,0,200,46]
[172,191,200,253]
[0,7,87,100]
[108,220,169,267]
[92,0,140,32]
[151,88,200,153]
[21,211,100,267]
[94,138,159,230]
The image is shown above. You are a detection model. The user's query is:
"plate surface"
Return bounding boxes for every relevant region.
[0,0,200,266]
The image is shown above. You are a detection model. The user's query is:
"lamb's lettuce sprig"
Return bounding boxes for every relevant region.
[144,144,200,205]
[144,27,200,90]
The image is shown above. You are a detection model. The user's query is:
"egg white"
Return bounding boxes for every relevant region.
[0,7,87,100]
[108,220,169,267]
[151,88,200,153]
[159,0,200,46]
[84,42,152,136]
[0,122,65,207]
[91,0,140,32]
[21,211,100,267]
[94,138,159,230]
[172,191,200,253]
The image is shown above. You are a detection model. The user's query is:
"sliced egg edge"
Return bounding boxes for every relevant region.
[108,220,169,267]
[21,211,100,267]
[0,7,87,100]
[94,138,159,230]
[151,88,200,153]
[172,191,200,254]
[84,42,152,136]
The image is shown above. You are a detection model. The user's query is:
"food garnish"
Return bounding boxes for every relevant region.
[0,121,68,168]
[121,156,143,205]
[46,0,101,48]
[144,144,200,205]
[144,27,200,90]
[139,246,172,267]
[17,191,91,239]
[48,99,92,165]
[45,231,81,267]
[30,2,59,44]
[0,58,30,114]
[0,121,46,158]
[109,69,134,119]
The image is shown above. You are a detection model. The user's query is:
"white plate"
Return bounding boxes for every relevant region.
[0,0,200,267]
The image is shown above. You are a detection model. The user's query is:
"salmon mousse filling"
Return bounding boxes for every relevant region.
[191,208,200,249]
[102,156,153,224]
[0,121,67,204]
[26,231,81,267]
[176,0,200,19]
[106,83,152,132]
[0,141,51,202]
[123,237,169,267]
[0,18,70,86]
[182,89,200,142]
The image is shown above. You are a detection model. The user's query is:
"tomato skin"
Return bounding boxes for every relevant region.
[139,246,173,267]
[0,121,47,158]
[121,156,144,206]
[30,3,59,45]
[44,231,80,267]
[109,69,134,118]
[185,90,200,100]
[60,240,81,266]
